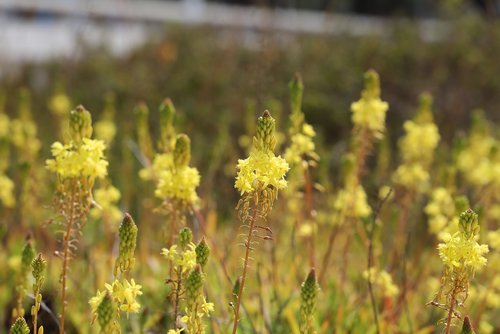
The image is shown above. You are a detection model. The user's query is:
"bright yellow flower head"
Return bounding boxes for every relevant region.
[392,163,430,192]
[46,138,108,180]
[155,165,200,205]
[332,184,371,221]
[350,70,389,138]
[235,111,289,195]
[438,209,489,272]
[399,121,440,164]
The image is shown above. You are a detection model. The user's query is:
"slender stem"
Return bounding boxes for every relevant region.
[318,226,338,285]
[33,289,40,334]
[60,180,77,334]
[303,167,315,268]
[231,204,259,334]
[173,269,183,329]
[445,283,459,334]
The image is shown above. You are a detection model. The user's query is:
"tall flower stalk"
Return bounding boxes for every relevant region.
[428,209,488,333]
[232,111,289,334]
[46,105,108,333]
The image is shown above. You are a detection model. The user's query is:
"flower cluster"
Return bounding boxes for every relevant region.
[161,243,197,273]
[0,173,15,207]
[350,70,389,138]
[89,278,143,318]
[90,184,122,223]
[393,93,439,193]
[235,111,289,195]
[425,187,459,236]
[46,138,108,180]
[331,184,371,222]
[363,267,399,298]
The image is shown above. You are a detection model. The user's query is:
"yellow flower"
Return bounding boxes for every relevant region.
[162,244,197,272]
[0,173,15,207]
[332,184,371,221]
[49,93,71,116]
[284,123,317,166]
[90,185,122,222]
[351,98,389,137]
[46,138,108,180]
[438,232,489,270]
[235,150,289,195]
[399,121,440,164]
[94,119,117,145]
[392,163,429,192]
[155,165,200,205]
[167,329,184,334]
[139,153,173,180]
[363,267,399,298]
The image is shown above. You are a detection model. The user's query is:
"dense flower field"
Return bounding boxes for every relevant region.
[1,67,499,334]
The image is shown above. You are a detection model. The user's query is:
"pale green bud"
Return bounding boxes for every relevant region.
[362,69,381,99]
[173,134,191,167]
[159,98,176,152]
[459,209,479,239]
[179,227,193,249]
[69,105,93,143]
[254,110,276,152]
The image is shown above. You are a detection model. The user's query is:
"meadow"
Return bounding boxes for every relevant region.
[1,19,500,334]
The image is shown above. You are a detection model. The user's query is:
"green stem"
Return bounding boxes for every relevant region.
[231,203,259,334]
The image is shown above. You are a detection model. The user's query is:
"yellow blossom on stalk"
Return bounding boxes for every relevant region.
[90,279,142,318]
[457,111,497,187]
[425,187,456,235]
[399,94,440,164]
[94,93,117,145]
[393,94,439,193]
[161,243,197,273]
[139,153,173,181]
[49,93,72,117]
[363,267,399,298]
[438,232,489,270]
[154,134,200,206]
[392,163,430,192]
[46,138,108,180]
[235,111,289,195]
[350,70,389,138]
[332,184,371,221]
[430,209,489,330]
[90,185,122,222]
[0,173,15,207]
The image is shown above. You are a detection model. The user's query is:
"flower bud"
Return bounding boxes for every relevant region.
[195,237,210,269]
[69,105,93,143]
[186,265,204,308]
[289,73,304,116]
[115,213,138,276]
[179,227,193,248]
[362,69,381,99]
[10,317,30,334]
[32,253,47,285]
[300,268,319,333]
[173,134,191,168]
[415,93,434,124]
[159,98,176,152]
[460,316,476,334]
[459,209,479,239]
[254,110,276,152]
[21,239,35,276]
[97,293,115,333]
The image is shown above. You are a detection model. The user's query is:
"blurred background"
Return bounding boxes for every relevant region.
[2,0,500,198]
[2,1,500,333]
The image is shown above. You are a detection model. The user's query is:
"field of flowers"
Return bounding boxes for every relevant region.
[1,19,500,334]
